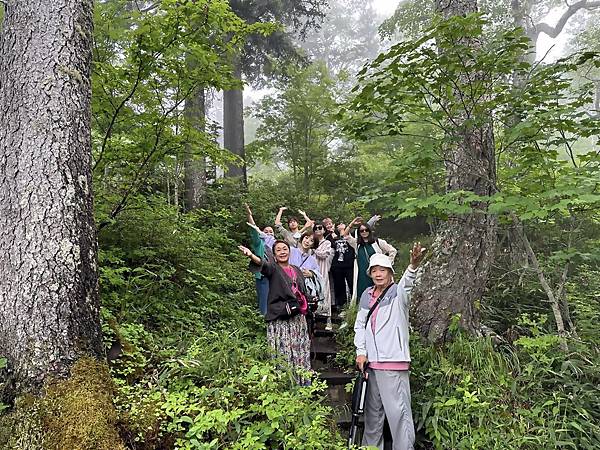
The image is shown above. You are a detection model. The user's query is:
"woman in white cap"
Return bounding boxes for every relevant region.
[353,243,426,450]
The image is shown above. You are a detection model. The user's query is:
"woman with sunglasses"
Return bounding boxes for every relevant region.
[342,217,397,301]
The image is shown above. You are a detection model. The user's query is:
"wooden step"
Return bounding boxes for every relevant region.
[324,382,351,408]
[318,369,354,386]
[334,408,362,428]
[313,328,335,338]
[312,333,336,347]
[311,340,337,360]
[314,314,343,324]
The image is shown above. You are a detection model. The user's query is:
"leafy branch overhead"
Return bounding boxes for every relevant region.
[342,14,600,222]
[92,0,276,223]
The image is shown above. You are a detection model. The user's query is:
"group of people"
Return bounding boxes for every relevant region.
[238,204,426,450]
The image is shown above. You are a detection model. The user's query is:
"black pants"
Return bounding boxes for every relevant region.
[331,266,353,308]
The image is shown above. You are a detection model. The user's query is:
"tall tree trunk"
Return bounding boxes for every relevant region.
[0,0,102,393]
[183,87,207,211]
[511,0,536,59]
[410,0,498,343]
[174,157,180,209]
[223,59,247,185]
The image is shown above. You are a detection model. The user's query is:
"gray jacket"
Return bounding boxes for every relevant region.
[353,267,417,362]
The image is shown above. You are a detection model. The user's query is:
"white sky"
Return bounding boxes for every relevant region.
[536,8,570,61]
[372,0,401,17]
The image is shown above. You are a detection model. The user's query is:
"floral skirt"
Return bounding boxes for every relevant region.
[267,313,311,377]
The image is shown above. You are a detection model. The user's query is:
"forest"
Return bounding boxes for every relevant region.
[0,0,599,449]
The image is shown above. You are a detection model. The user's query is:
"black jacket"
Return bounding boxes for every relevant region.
[250,260,309,322]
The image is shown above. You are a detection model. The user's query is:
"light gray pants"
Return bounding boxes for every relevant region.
[362,369,415,450]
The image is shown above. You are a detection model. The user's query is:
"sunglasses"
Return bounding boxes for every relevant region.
[359,229,370,233]
[314,225,324,230]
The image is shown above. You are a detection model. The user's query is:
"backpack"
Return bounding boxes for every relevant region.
[303,270,325,313]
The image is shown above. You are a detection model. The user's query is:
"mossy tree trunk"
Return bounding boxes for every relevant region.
[0,0,102,393]
[410,0,498,343]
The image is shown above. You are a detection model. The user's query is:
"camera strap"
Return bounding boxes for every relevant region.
[364,283,394,329]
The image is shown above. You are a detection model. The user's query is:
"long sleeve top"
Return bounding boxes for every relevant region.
[249,260,309,322]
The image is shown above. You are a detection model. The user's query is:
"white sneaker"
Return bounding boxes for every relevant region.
[325,318,333,331]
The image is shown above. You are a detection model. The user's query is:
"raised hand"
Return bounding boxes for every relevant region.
[238,245,253,258]
[244,203,257,226]
[409,242,426,269]
[246,222,260,232]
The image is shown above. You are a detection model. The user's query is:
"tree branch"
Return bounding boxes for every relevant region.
[535,0,600,39]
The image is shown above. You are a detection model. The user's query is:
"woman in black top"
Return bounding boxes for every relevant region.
[239,240,312,382]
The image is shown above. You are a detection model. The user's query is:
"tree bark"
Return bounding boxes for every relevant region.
[0,0,102,393]
[183,87,207,211]
[410,0,498,343]
[223,59,247,185]
[173,157,180,209]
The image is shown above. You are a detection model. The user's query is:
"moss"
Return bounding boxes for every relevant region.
[41,357,125,450]
[0,358,125,450]
[57,64,84,83]
[0,395,45,450]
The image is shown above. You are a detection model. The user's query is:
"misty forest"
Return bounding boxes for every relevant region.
[0,0,599,449]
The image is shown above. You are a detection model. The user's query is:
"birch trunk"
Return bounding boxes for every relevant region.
[0,0,101,393]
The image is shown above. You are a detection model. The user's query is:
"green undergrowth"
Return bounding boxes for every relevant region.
[336,302,600,449]
[97,198,346,449]
[411,329,600,449]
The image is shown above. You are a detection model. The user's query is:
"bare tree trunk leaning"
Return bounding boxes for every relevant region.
[511,214,569,351]
[0,0,102,393]
[183,87,207,210]
[223,59,247,185]
[410,0,498,343]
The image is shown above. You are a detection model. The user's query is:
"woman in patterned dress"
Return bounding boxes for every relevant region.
[239,240,312,383]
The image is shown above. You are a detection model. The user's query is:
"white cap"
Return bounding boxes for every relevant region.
[367,253,395,277]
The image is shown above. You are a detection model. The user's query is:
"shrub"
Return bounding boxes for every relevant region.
[99,196,345,448]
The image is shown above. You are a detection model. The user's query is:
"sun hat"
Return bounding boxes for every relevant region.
[367,253,395,276]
